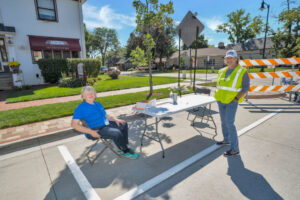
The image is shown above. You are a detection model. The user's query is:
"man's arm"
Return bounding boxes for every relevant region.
[233,72,250,102]
[106,114,126,126]
[71,119,100,138]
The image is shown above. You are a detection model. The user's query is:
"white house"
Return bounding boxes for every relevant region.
[0,0,86,88]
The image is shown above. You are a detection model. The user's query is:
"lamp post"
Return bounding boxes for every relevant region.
[260,0,270,72]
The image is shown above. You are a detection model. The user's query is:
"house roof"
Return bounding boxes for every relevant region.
[169,47,227,59]
[229,37,274,51]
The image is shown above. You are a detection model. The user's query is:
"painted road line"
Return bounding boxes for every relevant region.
[114,109,282,200]
[58,145,101,200]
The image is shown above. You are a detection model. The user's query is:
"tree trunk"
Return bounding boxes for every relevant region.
[147,50,153,100]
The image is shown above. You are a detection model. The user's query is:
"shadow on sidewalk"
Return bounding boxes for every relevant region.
[227,155,283,200]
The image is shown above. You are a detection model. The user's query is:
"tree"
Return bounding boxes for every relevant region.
[84,23,93,57]
[216,9,263,44]
[183,34,209,50]
[130,46,148,68]
[132,0,174,99]
[106,47,126,67]
[271,5,300,57]
[91,27,119,66]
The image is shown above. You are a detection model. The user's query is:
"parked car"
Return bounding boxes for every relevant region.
[108,67,118,72]
[100,66,108,72]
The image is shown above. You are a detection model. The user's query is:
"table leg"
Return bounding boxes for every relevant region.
[140,116,165,158]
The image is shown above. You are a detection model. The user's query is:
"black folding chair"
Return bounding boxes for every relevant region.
[187,88,217,134]
[80,120,122,165]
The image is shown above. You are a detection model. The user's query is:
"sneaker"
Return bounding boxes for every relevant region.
[120,151,140,159]
[223,149,239,156]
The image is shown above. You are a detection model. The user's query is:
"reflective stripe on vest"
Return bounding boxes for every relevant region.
[216,86,242,92]
[218,66,243,91]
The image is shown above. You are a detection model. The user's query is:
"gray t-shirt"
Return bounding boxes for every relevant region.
[225,68,250,93]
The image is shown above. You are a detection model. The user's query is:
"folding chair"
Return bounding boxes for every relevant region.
[80,120,122,165]
[187,88,217,133]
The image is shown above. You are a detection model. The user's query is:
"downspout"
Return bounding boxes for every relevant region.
[78,0,86,58]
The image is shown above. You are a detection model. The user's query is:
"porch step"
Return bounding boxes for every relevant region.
[0,72,13,90]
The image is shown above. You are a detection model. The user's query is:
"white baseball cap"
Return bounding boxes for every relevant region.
[225,50,238,58]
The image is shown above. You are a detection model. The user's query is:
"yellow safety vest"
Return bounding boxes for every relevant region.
[214,65,247,104]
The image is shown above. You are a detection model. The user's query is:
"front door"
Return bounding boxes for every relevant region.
[0,38,9,72]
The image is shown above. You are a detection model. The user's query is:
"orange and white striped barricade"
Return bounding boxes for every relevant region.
[238,57,300,101]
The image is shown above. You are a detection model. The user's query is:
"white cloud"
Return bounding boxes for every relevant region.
[201,17,224,31]
[83,4,136,30]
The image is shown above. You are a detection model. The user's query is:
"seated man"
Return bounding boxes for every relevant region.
[71,86,139,159]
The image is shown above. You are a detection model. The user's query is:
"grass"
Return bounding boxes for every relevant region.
[6,75,178,103]
[0,88,193,129]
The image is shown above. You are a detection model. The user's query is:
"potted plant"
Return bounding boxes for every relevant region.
[8,61,21,73]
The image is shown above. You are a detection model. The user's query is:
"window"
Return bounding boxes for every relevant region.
[35,0,57,21]
[54,50,62,59]
[32,50,80,63]
[0,38,8,62]
[63,51,71,58]
[72,51,79,58]
[33,50,43,62]
[44,50,52,59]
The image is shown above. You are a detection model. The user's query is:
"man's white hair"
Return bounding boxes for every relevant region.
[81,86,96,101]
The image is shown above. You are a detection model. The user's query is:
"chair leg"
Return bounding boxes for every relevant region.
[86,138,122,165]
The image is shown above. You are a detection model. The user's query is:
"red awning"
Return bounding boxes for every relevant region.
[28,35,81,51]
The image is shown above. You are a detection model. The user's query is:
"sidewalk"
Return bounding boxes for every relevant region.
[0,82,195,111]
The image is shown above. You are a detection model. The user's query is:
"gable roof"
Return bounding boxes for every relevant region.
[230,37,274,51]
[169,47,227,59]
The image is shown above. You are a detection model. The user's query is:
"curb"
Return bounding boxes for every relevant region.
[0,128,76,151]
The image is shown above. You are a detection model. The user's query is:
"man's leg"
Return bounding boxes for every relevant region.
[217,101,229,143]
[99,125,128,151]
[224,101,239,152]
[107,121,129,145]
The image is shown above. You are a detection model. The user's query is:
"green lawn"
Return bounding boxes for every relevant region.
[6,75,178,103]
[0,88,192,129]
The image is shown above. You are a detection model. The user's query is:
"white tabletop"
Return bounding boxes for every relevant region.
[133,94,216,118]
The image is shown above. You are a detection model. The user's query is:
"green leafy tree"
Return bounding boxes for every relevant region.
[216,9,263,44]
[132,0,174,99]
[272,5,300,57]
[130,46,147,67]
[91,27,119,66]
[183,34,209,50]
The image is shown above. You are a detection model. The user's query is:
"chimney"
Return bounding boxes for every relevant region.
[218,42,225,49]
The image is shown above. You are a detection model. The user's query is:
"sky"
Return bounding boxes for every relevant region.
[82,0,299,47]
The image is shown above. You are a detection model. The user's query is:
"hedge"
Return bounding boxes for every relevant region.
[37,58,102,83]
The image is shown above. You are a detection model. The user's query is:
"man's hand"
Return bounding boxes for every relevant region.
[90,130,101,138]
[116,119,126,126]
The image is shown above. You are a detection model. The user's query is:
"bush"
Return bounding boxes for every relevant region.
[58,78,86,88]
[37,58,102,84]
[108,70,120,79]
[67,59,101,78]
[128,67,135,71]
[37,59,68,83]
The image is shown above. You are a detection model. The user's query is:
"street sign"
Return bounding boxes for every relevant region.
[176,11,204,47]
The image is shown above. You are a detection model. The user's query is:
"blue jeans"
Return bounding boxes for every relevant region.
[217,101,239,152]
[92,121,129,151]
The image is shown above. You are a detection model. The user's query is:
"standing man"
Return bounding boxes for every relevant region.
[215,50,250,156]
